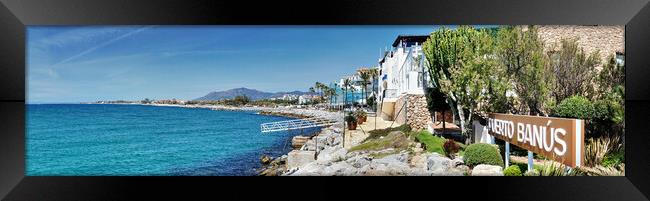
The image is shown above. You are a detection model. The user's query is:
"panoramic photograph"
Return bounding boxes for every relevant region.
[26,25,625,176]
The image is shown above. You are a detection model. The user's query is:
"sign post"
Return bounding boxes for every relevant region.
[486,113,585,168]
[528,151,534,171]
[505,142,510,167]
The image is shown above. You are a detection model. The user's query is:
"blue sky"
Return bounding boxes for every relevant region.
[27,26,441,103]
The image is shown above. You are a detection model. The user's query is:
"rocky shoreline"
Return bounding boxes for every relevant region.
[256,113,505,176]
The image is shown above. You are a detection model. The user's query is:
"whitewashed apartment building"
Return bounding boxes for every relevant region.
[377,35,434,130]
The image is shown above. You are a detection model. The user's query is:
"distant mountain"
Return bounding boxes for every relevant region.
[194,88,314,101]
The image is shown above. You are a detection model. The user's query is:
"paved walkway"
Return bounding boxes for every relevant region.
[343,115,402,148]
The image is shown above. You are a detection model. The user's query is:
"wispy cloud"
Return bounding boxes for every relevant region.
[49,26,155,68]
[37,28,122,48]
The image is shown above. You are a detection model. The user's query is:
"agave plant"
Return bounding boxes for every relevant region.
[538,161,583,176]
[584,135,622,167]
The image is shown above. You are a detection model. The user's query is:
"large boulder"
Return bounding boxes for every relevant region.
[300,140,325,152]
[406,168,432,176]
[471,164,504,176]
[287,150,316,169]
[365,153,411,176]
[287,162,324,176]
[346,155,372,168]
[427,153,452,172]
[316,146,347,164]
[409,153,430,170]
[375,152,409,164]
[430,167,466,176]
[322,161,357,176]
[314,135,329,147]
[451,156,465,167]
[363,163,393,176]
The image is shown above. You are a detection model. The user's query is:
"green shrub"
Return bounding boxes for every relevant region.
[552,95,594,120]
[602,150,624,167]
[504,165,522,176]
[464,143,504,167]
[592,99,623,124]
[512,161,543,173]
[591,99,624,137]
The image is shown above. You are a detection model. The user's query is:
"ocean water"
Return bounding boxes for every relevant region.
[26,104,320,176]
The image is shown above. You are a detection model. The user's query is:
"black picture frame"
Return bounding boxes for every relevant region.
[1,0,650,200]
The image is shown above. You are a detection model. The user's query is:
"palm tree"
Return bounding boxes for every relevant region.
[358,70,371,106]
[315,82,324,102]
[370,68,379,95]
[343,78,352,106]
[369,68,379,110]
[322,85,331,104]
[327,87,336,104]
[333,83,339,105]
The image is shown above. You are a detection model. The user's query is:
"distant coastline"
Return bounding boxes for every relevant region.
[87,102,342,123]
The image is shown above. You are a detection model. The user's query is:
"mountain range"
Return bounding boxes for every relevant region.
[194,87,314,101]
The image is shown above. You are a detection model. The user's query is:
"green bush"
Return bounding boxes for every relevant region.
[552,95,594,120]
[602,150,624,167]
[464,143,504,167]
[593,99,623,124]
[591,99,624,137]
[504,165,522,176]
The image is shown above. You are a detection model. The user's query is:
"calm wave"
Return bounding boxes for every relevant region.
[26,104,320,176]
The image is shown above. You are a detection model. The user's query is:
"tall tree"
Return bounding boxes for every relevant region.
[358,70,371,106]
[495,26,550,115]
[343,79,353,106]
[547,38,600,102]
[423,26,501,144]
[597,55,625,103]
[369,68,379,110]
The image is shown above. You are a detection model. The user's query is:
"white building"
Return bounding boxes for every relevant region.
[377,35,431,122]
[338,67,379,105]
[298,95,314,105]
[281,94,298,101]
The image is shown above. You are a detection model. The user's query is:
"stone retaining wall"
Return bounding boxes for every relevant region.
[394,94,433,131]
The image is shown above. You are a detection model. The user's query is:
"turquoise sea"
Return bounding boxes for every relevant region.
[26,104,319,176]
